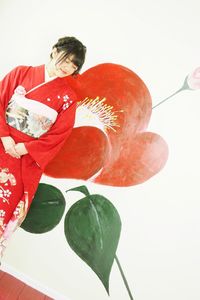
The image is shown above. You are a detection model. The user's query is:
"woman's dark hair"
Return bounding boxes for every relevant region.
[50,36,86,76]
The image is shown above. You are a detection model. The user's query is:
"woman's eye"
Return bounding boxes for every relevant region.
[64,59,77,70]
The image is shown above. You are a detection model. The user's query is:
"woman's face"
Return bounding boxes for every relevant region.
[51,49,78,77]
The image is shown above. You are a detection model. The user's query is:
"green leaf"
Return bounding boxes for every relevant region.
[21,183,66,233]
[64,193,121,294]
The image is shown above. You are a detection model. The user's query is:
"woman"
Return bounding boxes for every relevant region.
[0,36,86,261]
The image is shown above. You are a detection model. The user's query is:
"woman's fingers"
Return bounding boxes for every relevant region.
[5,146,21,158]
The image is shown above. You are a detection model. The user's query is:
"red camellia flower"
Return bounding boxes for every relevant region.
[44,63,168,187]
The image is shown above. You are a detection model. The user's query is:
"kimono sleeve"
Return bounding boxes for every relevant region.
[0,66,21,137]
[24,101,77,171]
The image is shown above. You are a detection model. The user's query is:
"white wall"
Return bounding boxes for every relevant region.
[0,0,200,299]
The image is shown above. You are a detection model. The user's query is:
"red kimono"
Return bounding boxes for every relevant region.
[0,65,77,260]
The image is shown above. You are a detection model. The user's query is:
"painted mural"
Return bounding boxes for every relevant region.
[19,65,200,299]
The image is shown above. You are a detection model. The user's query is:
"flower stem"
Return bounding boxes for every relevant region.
[152,87,184,109]
[115,254,134,300]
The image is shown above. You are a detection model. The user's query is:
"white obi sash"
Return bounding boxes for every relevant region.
[5,86,58,138]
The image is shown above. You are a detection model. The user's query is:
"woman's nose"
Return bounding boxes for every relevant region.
[61,64,70,70]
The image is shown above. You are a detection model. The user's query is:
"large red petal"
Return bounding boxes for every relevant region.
[44,127,108,179]
[92,132,168,186]
[69,63,152,135]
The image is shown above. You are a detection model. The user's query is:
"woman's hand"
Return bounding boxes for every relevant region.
[1,136,21,158]
[14,143,28,155]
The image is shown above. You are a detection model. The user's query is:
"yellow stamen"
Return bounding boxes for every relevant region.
[77,97,123,132]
